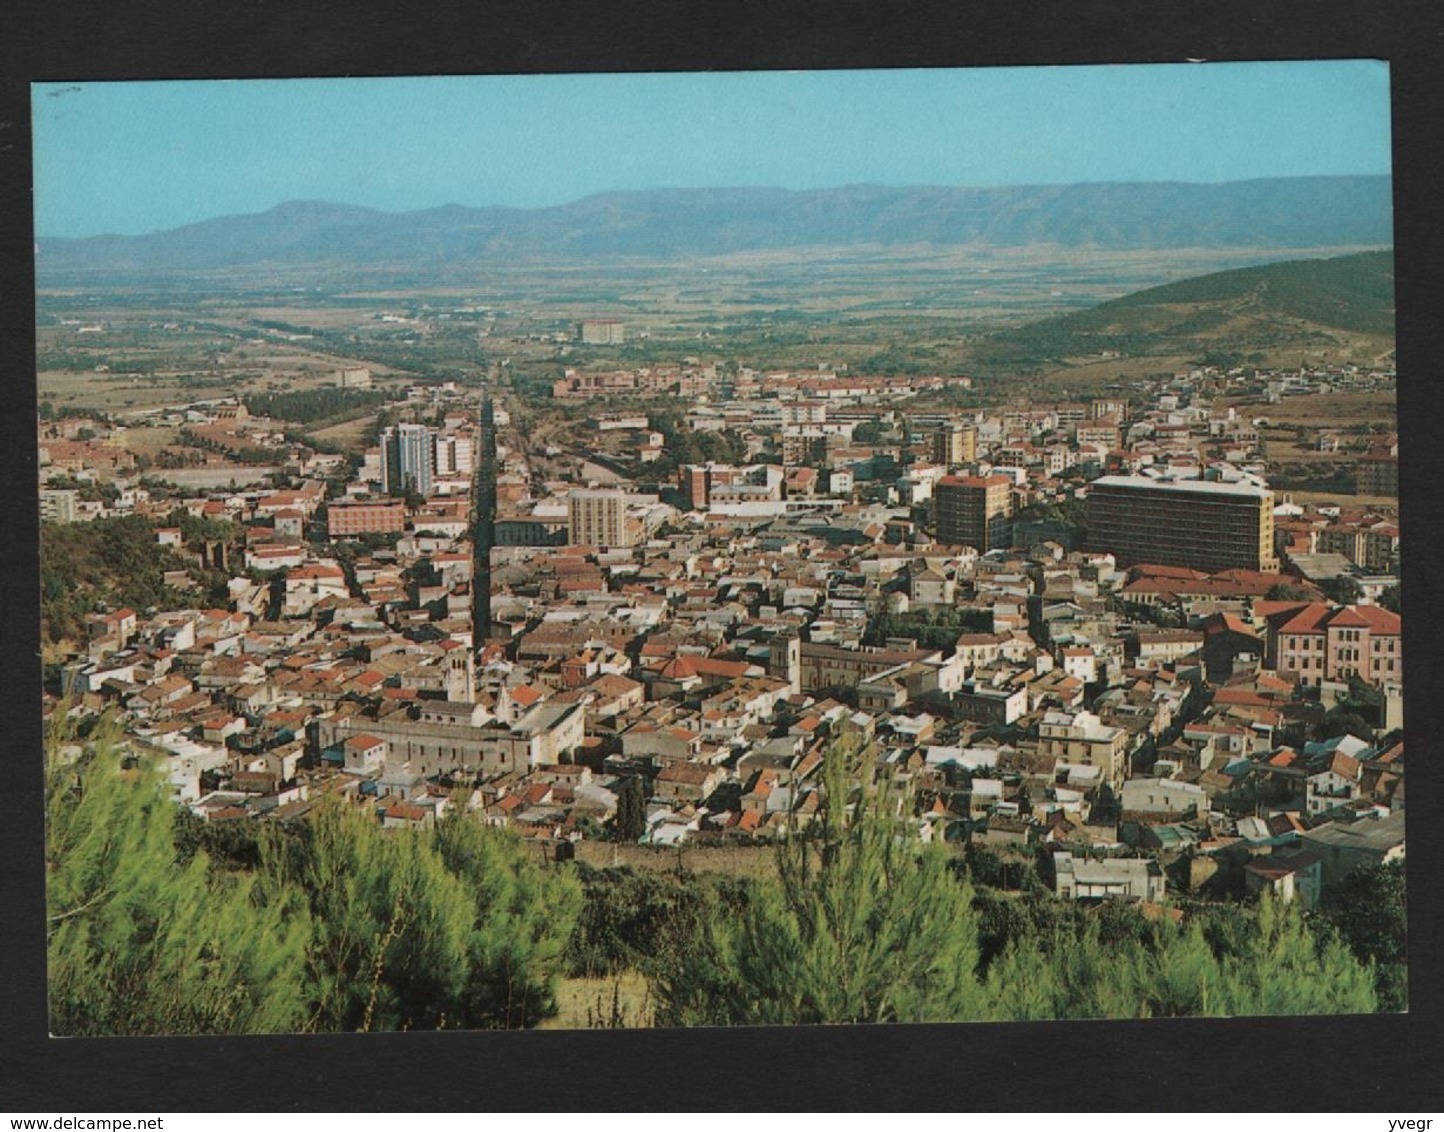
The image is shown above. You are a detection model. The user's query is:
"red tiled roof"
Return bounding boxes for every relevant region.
[692,657,751,678]
[1213,688,1273,708]
[1277,602,1401,636]
[1132,564,1209,581]
[1325,751,1362,780]
[1277,605,1335,634]
[658,655,700,680]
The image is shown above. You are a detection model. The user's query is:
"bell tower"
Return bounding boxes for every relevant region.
[444,645,476,703]
[768,631,801,696]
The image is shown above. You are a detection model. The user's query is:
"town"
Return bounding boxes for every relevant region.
[39,334,1404,918]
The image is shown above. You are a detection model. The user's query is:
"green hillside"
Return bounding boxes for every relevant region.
[980,249,1394,366]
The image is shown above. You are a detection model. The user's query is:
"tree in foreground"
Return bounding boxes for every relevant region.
[46,720,310,1036]
[269,799,582,1032]
[1314,860,1407,1012]
[648,737,1379,1027]
[980,894,1376,1021]
[653,739,984,1025]
[433,813,583,1028]
[45,713,582,1036]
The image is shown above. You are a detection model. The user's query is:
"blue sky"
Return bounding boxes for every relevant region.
[32,61,1392,238]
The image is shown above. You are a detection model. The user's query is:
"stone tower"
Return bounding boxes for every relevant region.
[443,642,476,704]
[768,631,801,696]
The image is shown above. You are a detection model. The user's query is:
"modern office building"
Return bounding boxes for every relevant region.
[567,489,631,547]
[381,423,434,496]
[935,474,1014,550]
[1086,475,1278,572]
[932,423,977,467]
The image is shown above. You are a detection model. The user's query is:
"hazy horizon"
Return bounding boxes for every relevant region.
[37,172,1398,244]
[32,62,1392,239]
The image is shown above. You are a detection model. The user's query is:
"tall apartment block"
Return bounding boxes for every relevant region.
[433,433,474,477]
[935,474,1014,550]
[932,423,977,467]
[578,319,625,345]
[680,463,737,510]
[381,423,434,497]
[1355,454,1399,497]
[1086,475,1278,572]
[39,488,80,524]
[568,489,631,547]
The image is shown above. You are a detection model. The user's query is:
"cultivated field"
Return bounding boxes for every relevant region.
[1246,391,1398,429]
[306,417,376,452]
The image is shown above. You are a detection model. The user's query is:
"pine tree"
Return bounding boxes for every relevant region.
[1314,860,1407,1011]
[982,895,1377,1022]
[1214,892,1377,1016]
[46,719,310,1036]
[266,797,584,1032]
[266,798,473,1032]
[613,775,648,843]
[432,813,583,1028]
[654,739,984,1025]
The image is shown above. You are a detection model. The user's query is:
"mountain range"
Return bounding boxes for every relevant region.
[36,176,1393,277]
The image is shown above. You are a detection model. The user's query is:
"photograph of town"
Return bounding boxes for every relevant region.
[34,63,1404,1036]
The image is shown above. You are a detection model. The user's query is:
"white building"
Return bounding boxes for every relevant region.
[1053,853,1166,902]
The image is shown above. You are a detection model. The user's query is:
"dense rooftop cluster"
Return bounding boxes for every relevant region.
[41,356,1402,912]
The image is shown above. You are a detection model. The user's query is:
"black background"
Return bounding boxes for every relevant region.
[3,0,1442,1112]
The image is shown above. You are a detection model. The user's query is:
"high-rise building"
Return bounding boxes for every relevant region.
[39,488,79,524]
[475,397,498,643]
[381,423,434,496]
[433,433,474,476]
[1090,397,1128,422]
[1086,475,1278,572]
[578,319,625,345]
[568,489,630,547]
[679,463,738,510]
[1355,454,1399,497]
[935,474,1014,550]
[932,423,977,467]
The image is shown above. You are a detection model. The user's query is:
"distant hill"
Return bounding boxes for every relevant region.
[35,176,1392,279]
[978,249,1395,366]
